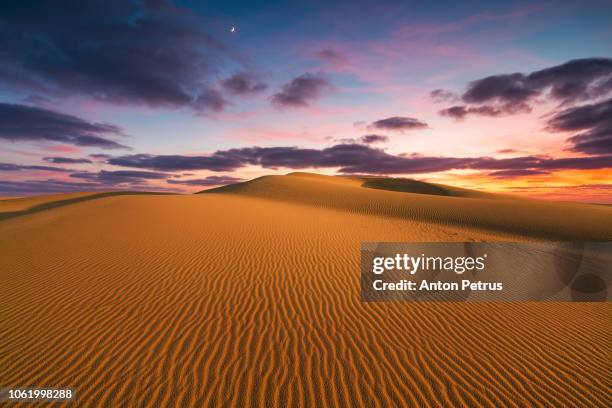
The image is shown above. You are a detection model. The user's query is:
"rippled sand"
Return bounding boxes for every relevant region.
[1,173,610,407]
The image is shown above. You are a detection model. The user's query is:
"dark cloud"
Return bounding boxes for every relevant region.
[440,59,612,153]
[314,48,348,64]
[546,97,612,155]
[221,72,267,95]
[0,0,245,112]
[71,170,169,184]
[0,103,129,149]
[462,58,612,106]
[193,89,228,112]
[0,179,105,194]
[360,134,389,144]
[0,178,178,195]
[462,73,537,106]
[534,155,612,170]
[370,116,428,131]
[439,103,531,120]
[271,73,332,108]
[0,163,74,172]
[108,153,246,172]
[328,134,389,145]
[527,58,612,102]
[439,58,612,119]
[108,143,612,176]
[89,154,113,160]
[167,175,244,186]
[429,89,458,103]
[43,157,92,164]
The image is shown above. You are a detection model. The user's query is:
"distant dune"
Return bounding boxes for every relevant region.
[202,172,612,240]
[1,173,610,407]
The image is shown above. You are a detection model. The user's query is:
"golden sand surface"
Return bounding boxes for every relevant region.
[1,173,611,407]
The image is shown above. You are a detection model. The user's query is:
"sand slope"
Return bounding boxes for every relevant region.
[1,173,611,407]
[204,173,612,240]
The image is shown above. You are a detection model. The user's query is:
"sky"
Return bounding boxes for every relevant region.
[1,0,611,202]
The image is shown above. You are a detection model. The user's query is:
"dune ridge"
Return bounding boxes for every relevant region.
[1,173,610,407]
[203,173,612,240]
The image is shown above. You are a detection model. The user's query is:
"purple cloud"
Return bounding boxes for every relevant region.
[439,103,531,120]
[429,89,458,103]
[271,73,332,108]
[370,116,428,131]
[108,153,246,172]
[194,89,228,113]
[462,73,537,106]
[71,170,169,184]
[0,0,251,113]
[107,143,612,176]
[222,72,267,95]
[0,179,105,195]
[360,134,389,144]
[89,154,113,160]
[438,58,612,119]
[314,48,348,64]
[167,176,244,186]
[43,157,92,164]
[547,97,612,155]
[0,103,129,149]
[0,163,74,172]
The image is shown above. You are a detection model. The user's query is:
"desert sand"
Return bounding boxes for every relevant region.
[1,173,610,407]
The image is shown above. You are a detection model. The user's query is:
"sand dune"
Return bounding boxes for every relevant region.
[204,173,612,240]
[1,173,610,407]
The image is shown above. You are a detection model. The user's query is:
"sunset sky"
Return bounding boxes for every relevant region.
[1,0,611,202]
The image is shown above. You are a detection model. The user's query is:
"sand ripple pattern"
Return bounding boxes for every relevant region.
[1,174,611,407]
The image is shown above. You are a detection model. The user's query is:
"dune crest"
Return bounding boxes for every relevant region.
[203,172,612,240]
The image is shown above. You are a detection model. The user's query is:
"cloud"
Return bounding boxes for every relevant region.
[108,143,612,176]
[0,103,129,149]
[89,154,113,160]
[313,48,348,64]
[221,72,267,95]
[439,103,531,120]
[439,58,612,119]
[429,89,458,103]
[370,116,428,131]
[108,153,246,172]
[43,157,92,164]
[462,58,612,106]
[546,97,612,155]
[0,0,246,112]
[167,175,244,186]
[193,89,228,113]
[328,134,389,145]
[271,73,332,108]
[71,170,169,184]
[527,58,612,102]
[0,177,178,195]
[0,163,74,172]
[0,179,105,194]
[360,134,389,144]
[462,73,537,106]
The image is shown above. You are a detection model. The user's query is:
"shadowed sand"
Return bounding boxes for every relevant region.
[1,173,611,407]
